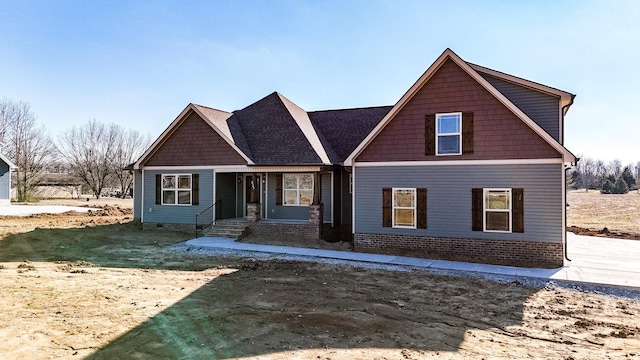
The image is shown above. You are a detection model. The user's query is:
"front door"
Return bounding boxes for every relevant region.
[243,174,262,217]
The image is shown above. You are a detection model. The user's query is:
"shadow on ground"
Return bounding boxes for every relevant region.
[0,222,537,358]
[85,260,536,359]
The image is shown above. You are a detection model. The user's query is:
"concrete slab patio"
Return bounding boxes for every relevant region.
[186,231,640,290]
[0,205,100,217]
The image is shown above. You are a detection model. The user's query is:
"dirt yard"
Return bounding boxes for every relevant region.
[0,197,639,359]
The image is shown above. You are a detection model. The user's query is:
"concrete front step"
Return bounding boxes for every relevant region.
[200,221,249,239]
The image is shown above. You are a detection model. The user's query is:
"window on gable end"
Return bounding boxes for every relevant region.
[427,112,473,156]
[436,113,462,155]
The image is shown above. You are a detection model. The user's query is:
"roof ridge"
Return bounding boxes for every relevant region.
[309,105,394,113]
[467,62,574,101]
[191,103,232,114]
[276,93,332,165]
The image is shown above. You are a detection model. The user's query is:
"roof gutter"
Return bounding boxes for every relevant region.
[561,94,576,145]
[561,94,576,263]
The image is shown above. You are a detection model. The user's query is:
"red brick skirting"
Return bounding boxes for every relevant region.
[354,233,564,268]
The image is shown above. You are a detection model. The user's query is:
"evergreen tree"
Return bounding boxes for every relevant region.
[613,176,629,194]
[621,166,636,190]
[601,179,613,194]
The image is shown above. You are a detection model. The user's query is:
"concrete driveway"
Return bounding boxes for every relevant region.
[564,232,640,287]
[0,205,100,217]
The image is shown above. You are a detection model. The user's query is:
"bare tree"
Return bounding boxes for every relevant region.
[608,159,622,179]
[58,120,121,199]
[0,97,16,145]
[573,155,595,190]
[594,159,608,189]
[1,99,55,201]
[111,128,151,198]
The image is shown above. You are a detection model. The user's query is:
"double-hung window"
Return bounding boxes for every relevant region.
[162,174,192,205]
[484,188,511,232]
[436,112,462,155]
[393,188,416,228]
[283,174,313,206]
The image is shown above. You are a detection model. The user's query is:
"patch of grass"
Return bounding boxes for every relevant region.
[0,222,199,270]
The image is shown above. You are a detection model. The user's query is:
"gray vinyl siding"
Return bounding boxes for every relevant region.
[263,172,333,222]
[143,169,213,224]
[133,171,142,220]
[0,161,9,200]
[481,73,561,142]
[354,164,563,243]
[215,172,237,219]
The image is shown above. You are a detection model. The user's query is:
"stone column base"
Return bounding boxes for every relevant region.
[309,203,323,239]
[246,203,260,222]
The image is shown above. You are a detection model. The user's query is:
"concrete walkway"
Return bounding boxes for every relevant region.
[0,205,100,217]
[186,232,640,290]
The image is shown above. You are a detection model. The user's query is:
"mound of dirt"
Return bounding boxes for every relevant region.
[88,206,133,217]
[567,226,640,240]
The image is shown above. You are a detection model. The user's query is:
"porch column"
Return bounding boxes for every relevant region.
[309,171,323,239]
[247,173,261,222]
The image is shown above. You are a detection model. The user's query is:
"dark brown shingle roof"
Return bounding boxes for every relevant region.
[309,106,392,163]
[227,92,324,165]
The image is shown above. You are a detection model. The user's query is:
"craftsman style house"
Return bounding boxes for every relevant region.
[132,49,576,268]
[0,152,17,206]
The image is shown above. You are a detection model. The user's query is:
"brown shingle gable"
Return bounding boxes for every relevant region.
[347,49,575,165]
[143,110,247,166]
[356,58,562,162]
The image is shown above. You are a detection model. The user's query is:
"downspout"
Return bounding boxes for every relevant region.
[561,95,576,262]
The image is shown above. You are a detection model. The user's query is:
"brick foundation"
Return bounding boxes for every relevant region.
[246,222,320,241]
[354,233,564,268]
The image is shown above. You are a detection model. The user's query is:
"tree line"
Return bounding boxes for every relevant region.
[570,155,639,194]
[1,97,151,201]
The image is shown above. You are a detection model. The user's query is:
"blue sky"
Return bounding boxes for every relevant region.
[1,1,638,165]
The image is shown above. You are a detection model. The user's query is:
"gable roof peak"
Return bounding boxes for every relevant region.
[0,152,17,169]
[132,102,253,169]
[345,48,576,165]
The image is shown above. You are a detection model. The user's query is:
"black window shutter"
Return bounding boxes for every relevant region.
[417,188,427,229]
[155,174,161,205]
[462,112,474,154]
[512,188,524,233]
[425,114,435,156]
[275,174,282,206]
[192,174,199,205]
[472,188,483,231]
[382,188,392,227]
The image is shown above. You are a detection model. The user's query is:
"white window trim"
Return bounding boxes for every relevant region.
[483,188,512,233]
[392,187,417,229]
[435,112,462,156]
[282,173,314,207]
[161,174,192,206]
